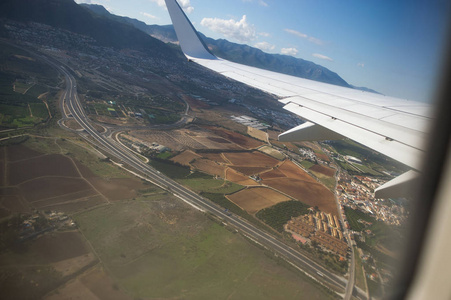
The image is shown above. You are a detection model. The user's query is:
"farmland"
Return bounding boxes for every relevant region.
[73,198,337,300]
[226,187,291,214]
[256,201,310,232]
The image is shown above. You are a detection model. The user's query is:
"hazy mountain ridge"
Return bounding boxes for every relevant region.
[0,0,180,60]
[81,4,355,88]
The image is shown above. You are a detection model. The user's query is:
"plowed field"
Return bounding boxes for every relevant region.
[262,178,337,215]
[310,164,336,177]
[227,187,290,214]
[222,152,278,167]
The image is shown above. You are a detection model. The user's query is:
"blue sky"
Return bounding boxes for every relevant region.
[75,0,450,103]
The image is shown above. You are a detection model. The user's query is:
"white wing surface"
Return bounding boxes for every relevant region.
[164,0,432,197]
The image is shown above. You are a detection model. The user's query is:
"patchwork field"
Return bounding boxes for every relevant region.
[0,139,150,217]
[226,187,291,214]
[171,150,201,166]
[0,231,97,299]
[258,145,286,160]
[205,126,264,149]
[129,126,247,151]
[262,178,337,215]
[191,158,227,177]
[168,143,337,217]
[222,151,279,167]
[225,168,260,186]
[310,164,336,177]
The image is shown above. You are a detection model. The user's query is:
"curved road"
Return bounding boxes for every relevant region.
[43,51,366,299]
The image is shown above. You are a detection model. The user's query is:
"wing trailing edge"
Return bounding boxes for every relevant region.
[164,0,432,198]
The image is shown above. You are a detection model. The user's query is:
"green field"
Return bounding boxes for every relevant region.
[150,159,191,178]
[179,173,244,194]
[256,200,310,232]
[74,199,338,300]
[29,103,49,119]
[300,160,315,169]
[354,247,367,292]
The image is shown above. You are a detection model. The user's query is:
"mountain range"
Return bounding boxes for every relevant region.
[0,0,378,92]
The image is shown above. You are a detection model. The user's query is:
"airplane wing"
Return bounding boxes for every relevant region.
[164,0,432,197]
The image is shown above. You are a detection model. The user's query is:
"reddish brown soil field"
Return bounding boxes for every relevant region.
[222,152,279,167]
[27,232,90,263]
[227,187,290,214]
[191,159,226,177]
[225,168,260,186]
[206,127,264,149]
[20,177,92,202]
[230,166,271,176]
[262,178,337,215]
[259,169,286,180]
[8,154,80,185]
[278,160,317,183]
[6,145,41,162]
[316,152,330,162]
[207,137,230,143]
[89,178,144,201]
[310,164,336,177]
[170,150,201,166]
[201,153,227,163]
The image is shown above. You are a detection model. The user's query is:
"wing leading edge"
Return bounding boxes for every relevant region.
[164,0,432,198]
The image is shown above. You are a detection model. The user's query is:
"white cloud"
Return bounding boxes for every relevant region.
[258,32,271,37]
[357,62,365,68]
[140,12,158,20]
[149,0,165,7]
[149,0,193,13]
[312,53,333,61]
[284,29,324,45]
[242,0,268,6]
[200,15,257,43]
[178,0,194,14]
[281,47,298,56]
[254,42,275,51]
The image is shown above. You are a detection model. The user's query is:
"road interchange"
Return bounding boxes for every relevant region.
[51,56,365,300]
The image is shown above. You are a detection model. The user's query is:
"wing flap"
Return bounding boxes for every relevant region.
[165,0,432,175]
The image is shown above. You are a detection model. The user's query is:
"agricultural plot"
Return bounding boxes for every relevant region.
[258,145,285,160]
[225,168,260,186]
[205,127,264,149]
[8,154,79,185]
[1,142,150,217]
[278,160,317,183]
[262,178,337,215]
[0,231,96,300]
[73,200,336,300]
[247,127,268,142]
[226,187,291,214]
[229,166,271,176]
[171,150,201,166]
[259,168,286,180]
[310,164,336,177]
[191,158,227,177]
[222,152,279,167]
[256,200,310,232]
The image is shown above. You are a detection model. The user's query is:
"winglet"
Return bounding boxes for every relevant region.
[165,0,216,60]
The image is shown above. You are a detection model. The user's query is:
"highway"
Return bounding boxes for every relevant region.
[50,56,366,299]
